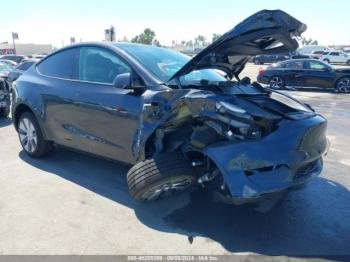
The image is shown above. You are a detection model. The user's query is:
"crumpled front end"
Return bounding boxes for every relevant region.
[135,83,329,204]
[204,114,328,203]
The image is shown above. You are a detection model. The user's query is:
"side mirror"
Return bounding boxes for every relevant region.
[113,72,132,89]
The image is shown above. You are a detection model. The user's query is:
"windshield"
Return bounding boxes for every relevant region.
[117,44,226,84]
[0,62,12,72]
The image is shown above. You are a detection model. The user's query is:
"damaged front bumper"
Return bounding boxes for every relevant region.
[204,114,329,204]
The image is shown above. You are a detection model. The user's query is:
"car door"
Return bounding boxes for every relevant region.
[301,60,335,88]
[38,46,144,163]
[329,52,340,63]
[281,60,304,86]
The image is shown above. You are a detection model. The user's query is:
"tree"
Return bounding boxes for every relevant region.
[131,28,156,45]
[212,33,222,43]
[301,37,319,46]
[186,40,193,47]
[194,35,206,47]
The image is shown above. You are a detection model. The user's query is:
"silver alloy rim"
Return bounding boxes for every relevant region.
[18,118,38,153]
[141,177,193,201]
[270,76,283,89]
[337,78,350,93]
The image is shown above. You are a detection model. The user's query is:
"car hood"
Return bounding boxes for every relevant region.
[169,9,306,81]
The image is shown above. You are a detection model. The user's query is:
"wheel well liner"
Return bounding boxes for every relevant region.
[14,104,34,130]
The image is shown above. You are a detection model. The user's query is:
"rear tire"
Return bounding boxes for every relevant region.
[17,112,53,158]
[127,151,196,201]
[269,76,285,90]
[0,106,10,118]
[347,60,350,65]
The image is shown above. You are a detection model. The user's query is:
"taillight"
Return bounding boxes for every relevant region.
[258,68,265,75]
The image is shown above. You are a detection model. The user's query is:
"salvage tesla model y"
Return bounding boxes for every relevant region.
[12,10,328,203]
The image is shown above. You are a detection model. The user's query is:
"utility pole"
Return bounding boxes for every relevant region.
[12,32,18,55]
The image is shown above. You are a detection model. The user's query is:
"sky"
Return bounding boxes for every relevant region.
[0,0,349,48]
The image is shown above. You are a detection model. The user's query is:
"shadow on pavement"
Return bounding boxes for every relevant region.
[19,148,350,257]
[0,117,12,128]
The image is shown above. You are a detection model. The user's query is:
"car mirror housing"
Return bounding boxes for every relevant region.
[113,72,132,89]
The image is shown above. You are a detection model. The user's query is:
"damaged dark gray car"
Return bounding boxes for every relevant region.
[12,10,329,203]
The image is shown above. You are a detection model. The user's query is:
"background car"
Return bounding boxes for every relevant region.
[298,45,330,56]
[252,51,308,64]
[7,59,38,83]
[0,54,27,64]
[320,51,350,65]
[257,59,350,93]
[0,59,17,67]
[310,50,325,59]
[0,62,12,118]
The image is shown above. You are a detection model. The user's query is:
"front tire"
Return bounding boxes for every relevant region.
[269,76,285,90]
[17,112,53,158]
[127,151,196,201]
[335,77,350,93]
[323,59,330,63]
[346,60,350,65]
[0,106,10,118]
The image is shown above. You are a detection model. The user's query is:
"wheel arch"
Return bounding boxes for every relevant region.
[13,103,48,140]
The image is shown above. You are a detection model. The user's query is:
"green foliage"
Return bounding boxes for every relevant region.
[212,33,222,42]
[131,28,156,45]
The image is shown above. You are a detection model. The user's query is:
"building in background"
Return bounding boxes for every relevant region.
[104,26,116,42]
[0,43,52,56]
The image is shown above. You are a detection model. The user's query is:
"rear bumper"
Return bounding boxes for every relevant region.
[204,115,329,202]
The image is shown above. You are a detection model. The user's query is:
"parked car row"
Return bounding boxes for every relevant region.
[257,59,350,93]
[0,57,41,118]
[252,51,309,65]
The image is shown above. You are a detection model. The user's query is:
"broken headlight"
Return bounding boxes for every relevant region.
[213,102,261,140]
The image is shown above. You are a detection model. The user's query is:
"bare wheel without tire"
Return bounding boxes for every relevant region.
[18,112,53,157]
[127,151,196,201]
[335,77,350,93]
[269,76,285,90]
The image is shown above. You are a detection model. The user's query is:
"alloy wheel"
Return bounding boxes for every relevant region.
[337,78,350,93]
[269,76,284,89]
[18,118,38,153]
[141,177,193,201]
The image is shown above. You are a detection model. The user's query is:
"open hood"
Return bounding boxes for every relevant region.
[169,9,306,81]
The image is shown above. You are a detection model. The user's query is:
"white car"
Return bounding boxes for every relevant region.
[320,51,350,65]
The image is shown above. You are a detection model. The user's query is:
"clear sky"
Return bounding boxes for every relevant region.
[0,0,349,47]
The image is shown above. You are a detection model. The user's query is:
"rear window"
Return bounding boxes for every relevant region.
[37,48,75,79]
[17,62,35,71]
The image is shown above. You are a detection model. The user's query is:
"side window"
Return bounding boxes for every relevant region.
[309,61,328,70]
[285,61,304,69]
[330,52,339,56]
[78,47,131,84]
[37,48,75,79]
